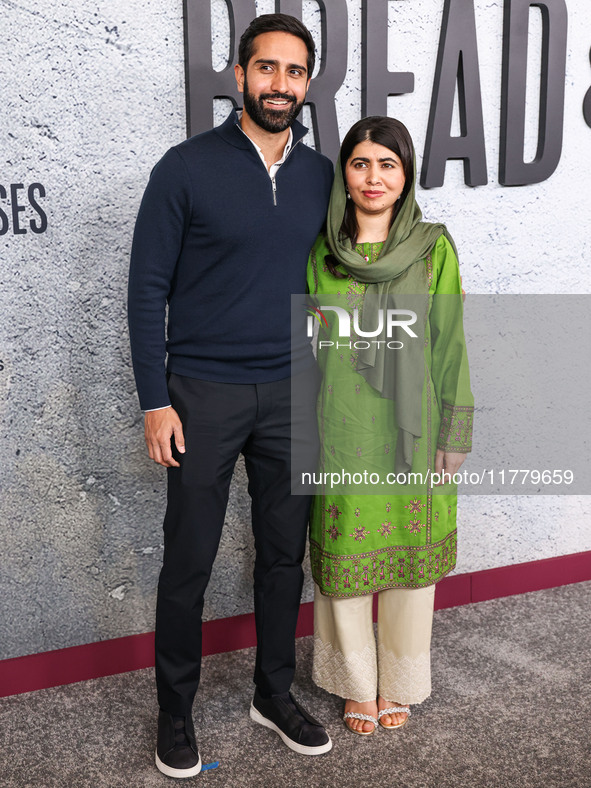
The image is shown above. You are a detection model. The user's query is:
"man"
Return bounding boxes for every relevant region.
[128,13,334,779]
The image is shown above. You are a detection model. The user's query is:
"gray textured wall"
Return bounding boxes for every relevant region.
[1,0,590,661]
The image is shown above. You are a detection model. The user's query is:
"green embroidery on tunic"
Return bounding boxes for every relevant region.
[307,235,473,596]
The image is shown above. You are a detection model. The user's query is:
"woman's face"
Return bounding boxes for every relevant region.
[345,140,406,218]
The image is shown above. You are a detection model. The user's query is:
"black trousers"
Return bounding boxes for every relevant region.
[155,372,318,716]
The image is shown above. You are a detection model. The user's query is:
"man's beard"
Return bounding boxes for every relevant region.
[242,79,304,133]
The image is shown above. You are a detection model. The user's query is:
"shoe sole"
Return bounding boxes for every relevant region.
[249,703,333,756]
[155,751,202,778]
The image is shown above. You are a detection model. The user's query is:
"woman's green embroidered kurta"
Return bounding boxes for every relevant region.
[308,234,473,598]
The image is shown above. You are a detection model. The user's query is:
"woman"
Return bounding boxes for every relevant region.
[307,116,473,734]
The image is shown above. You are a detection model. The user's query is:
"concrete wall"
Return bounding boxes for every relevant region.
[1,0,590,660]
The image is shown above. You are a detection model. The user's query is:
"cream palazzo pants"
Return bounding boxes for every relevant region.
[312,584,436,704]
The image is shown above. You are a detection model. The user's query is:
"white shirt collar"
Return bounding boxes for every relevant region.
[236,110,293,178]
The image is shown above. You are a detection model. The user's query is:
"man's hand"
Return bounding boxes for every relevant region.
[144,407,186,468]
[434,449,467,485]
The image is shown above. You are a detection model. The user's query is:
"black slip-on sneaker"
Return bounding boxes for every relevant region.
[250,689,332,755]
[155,710,202,779]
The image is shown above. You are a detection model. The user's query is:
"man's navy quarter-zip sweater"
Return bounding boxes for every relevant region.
[128,110,333,410]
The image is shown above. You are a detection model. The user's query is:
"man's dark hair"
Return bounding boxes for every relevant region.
[238,13,316,77]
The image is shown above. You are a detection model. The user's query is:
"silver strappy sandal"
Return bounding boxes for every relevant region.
[377,705,410,730]
[343,711,378,736]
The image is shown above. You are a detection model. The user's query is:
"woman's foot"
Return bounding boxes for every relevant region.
[377,695,410,729]
[343,699,378,734]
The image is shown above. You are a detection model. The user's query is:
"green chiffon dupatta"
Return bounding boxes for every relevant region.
[322,152,459,472]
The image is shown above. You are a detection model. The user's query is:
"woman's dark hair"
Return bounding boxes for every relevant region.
[326,116,415,278]
[238,14,316,77]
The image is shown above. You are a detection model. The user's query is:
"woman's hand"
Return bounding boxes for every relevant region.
[434,449,467,485]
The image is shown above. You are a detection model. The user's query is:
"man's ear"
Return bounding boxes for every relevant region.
[234,63,245,94]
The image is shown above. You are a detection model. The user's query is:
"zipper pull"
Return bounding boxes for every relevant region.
[272,178,277,206]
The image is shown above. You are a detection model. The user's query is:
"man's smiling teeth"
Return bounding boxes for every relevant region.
[267,99,289,105]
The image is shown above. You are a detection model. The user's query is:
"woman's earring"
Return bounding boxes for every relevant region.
[346,189,351,200]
